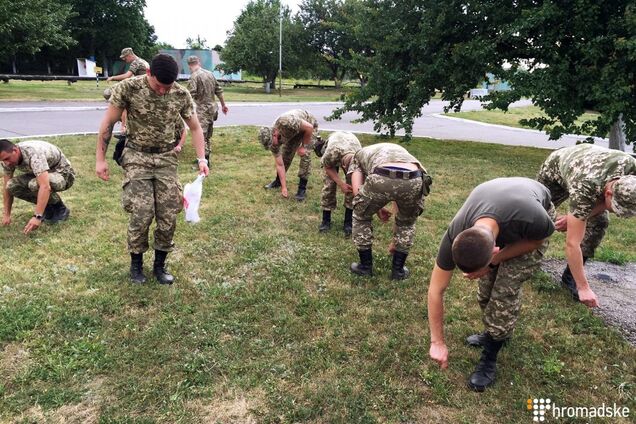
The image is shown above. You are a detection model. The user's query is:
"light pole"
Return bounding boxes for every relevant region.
[279,2,282,97]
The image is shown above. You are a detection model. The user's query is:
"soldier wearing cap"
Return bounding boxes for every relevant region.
[316,131,362,236]
[186,55,228,163]
[1,139,75,234]
[347,143,432,279]
[107,48,149,82]
[258,109,318,201]
[96,54,209,285]
[537,144,636,307]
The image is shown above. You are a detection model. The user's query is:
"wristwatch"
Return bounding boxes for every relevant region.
[33,213,44,221]
[197,157,208,165]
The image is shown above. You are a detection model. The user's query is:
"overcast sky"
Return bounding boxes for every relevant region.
[144,0,301,49]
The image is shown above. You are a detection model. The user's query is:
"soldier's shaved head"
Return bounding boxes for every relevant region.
[150,54,179,84]
[452,226,495,273]
[0,139,15,153]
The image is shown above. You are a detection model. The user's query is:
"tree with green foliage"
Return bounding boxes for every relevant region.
[0,0,75,73]
[186,35,209,50]
[222,0,308,89]
[332,0,635,148]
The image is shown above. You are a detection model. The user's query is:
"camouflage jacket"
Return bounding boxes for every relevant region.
[348,143,424,176]
[321,131,362,169]
[129,57,149,76]
[187,68,223,122]
[270,109,318,156]
[1,140,73,177]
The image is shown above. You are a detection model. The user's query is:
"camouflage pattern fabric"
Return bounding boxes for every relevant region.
[270,109,318,156]
[537,144,636,219]
[6,171,74,205]
[537,144,636,258]
[128,57,149,76]
[320,131,362,169]
[348,143,425,176]
[109,76,195,148]
[1,140,74,177]
[321,167,353,211]
[478,205,556,341]
[280,133,312,179]
[174,118,185,142]
[611,175,636,217]
[120,148,182,253]
[352,174,426,252]
[187,68,223,156]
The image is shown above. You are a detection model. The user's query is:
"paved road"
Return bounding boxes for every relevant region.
[0,99,608,150]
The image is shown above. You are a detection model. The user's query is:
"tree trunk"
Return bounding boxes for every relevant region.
[12,57,17,74]
[608,114,627,151]
[47,62,52,75]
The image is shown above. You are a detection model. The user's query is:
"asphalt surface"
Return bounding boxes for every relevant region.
[0,99,609,149]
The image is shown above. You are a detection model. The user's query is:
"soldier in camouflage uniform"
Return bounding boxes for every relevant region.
[316,131,362,236]
[537,144,636,307]
[428,178,556,391]
[258,109,318,201]
[96,54,209,285]
[186,55,229,162]
[347,143,432,279]
[1,139,75,234]
[107,48,149,82]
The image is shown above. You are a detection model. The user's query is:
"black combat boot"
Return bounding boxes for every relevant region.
[468,333,505,392]
[295,178,308,201]
[43,203,56,221]
[343,207,353,237]
[264,176,281,189]
[130,253,146,284]
[390,251,410,280]
[466,331,509,348]
[153,250,175,285]
[319,210,332,232]
[48,200,70,223]
[350,249,373,276]
[561,256,588,302]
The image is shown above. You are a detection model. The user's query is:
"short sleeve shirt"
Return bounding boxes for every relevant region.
[1,140,72,177]
[436,177,555,271]
[110,76,195,147]
[320,132,362,169]
[270,109,317,156]
[128,57,149,76]
[347,143,424,176]
[187,68,223,122]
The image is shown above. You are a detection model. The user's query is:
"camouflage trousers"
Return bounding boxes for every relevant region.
[478,205,555,341]
[281,135,312,179]
[6,168,75,205]
[321,167,353,211]
[120,148,183,254]
[352,174,425,252]
[200,117,214,158]
[537,172,608,257]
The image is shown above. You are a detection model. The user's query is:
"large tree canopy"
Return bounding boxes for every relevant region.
[222,0,308,87]
[332,0,635,146]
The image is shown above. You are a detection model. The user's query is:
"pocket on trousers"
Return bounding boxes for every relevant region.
[121,178,133,213]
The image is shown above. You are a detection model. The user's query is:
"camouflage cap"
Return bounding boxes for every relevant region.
[120,47,133,59]
[611,175,636,218]
[258,126,273,150]
[102,88,112,100]
[187,55,200,64]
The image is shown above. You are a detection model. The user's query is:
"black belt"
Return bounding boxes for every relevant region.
[125,141,176,154]
[373,167,423,180]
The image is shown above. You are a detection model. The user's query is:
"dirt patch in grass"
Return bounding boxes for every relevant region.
[0,343,30,378]
[542,259,636,346]
[186,391,266,423]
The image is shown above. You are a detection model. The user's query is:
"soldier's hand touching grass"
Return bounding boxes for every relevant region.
[578,287,599,308]
[23,217,41,235]
[2,214,10,226]
[281,187,288,198]
[429,341,449,369]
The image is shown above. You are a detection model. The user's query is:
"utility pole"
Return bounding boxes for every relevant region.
[279,3,283,97]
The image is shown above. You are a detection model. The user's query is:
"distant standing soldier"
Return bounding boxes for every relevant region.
[95,54,209,285]
[258,109,318,201]
[348,143,432,279]
[428,178,555,391]
[107,48,149,81]
[316,131,362,236]
[1,139,75,234]
[537,144,636,307]
[186,55,229,162]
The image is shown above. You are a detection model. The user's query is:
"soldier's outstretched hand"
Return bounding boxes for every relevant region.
[96,160,110,181]
[578,287,599,308]
[429,342,449,369]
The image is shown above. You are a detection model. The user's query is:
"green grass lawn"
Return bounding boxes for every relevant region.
[448,106,600,135]
[0,129,634,423]
[0,80,348,102]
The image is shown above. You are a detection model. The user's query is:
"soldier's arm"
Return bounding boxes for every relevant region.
[184,114,209,176]
[490,239,546,265]
[274,154,288,198]
[2,174,13,225]
[108,71,133,82]
[351,170,364,196]
[324,166,349,192]
[218,93,228,115]
[23,171,51,234]
[565,215,599,308]
[96,104,124,181]
[300,120,316,148]
[428,264,453,369]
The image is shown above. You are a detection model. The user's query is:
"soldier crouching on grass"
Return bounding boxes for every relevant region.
[258,109,318,201]
[95,53,209,285]
[315,131,362,237]
[428,177,555,392]
[348,143,432,279]
[1,139,75,234]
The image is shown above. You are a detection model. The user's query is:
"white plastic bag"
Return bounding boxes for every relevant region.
[183,174,205,223]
